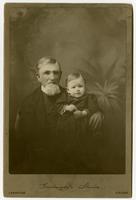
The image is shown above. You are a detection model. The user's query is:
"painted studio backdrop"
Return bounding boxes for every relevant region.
[9,4,126,173]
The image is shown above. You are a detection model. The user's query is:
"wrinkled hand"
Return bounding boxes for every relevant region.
[64,104,77,112]
[89,112,104,130]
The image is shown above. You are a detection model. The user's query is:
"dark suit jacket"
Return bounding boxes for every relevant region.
[11,87,103,174]
[14,86,68,173]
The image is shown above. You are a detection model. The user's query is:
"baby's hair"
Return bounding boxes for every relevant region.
[32,56,61,75]
[65,72,86,87]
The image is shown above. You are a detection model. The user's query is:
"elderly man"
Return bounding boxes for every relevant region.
[14,57,103,174]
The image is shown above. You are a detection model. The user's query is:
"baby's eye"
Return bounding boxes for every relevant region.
[78,85,83,88]
[72,86,76,89]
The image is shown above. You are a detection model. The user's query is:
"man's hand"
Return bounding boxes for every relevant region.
[89,112,104,130]
[64,104,77,112]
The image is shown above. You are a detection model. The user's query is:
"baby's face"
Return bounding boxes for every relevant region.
[67,77,85,98]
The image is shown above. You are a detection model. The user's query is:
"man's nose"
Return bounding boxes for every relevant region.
[49,73,55,80]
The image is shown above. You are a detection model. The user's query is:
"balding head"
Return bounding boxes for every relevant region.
[35,56,62,75]
[35,57,62,96]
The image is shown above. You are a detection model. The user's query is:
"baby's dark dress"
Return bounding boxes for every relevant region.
[56,92,101,172]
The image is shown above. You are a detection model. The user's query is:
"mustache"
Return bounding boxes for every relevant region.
[47,81,56,84]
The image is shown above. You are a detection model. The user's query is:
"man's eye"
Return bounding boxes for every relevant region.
[44,71,50,75]
[54,71,59,75]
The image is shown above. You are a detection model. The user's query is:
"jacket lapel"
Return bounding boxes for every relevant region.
[34,88,47,132]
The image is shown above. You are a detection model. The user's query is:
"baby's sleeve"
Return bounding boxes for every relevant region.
[87,94,100,116]
[56,92,67,115]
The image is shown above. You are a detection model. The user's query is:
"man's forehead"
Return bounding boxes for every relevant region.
[39,63,60,71]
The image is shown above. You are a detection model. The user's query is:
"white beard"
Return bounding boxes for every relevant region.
[41,84,61,96]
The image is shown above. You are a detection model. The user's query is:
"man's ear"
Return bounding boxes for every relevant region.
[36,73,40,81]
[67,87,70,94]
[59,71,62,80]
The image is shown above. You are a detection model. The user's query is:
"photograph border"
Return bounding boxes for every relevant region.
[3,3,133,197]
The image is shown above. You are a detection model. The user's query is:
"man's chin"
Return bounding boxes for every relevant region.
[42,84,61,96]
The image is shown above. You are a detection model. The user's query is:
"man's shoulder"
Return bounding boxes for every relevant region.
[88,92,96,96]
[56,86,67,103]
[86,92,98,103]
[21,87,42,108]
[22,86,66,105]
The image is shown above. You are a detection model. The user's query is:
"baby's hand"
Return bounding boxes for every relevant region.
[82,110,88,116]
[73,110,83,118]
[64,104,77,112]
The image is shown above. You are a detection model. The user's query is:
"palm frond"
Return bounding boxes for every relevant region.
[79,59,103,83]
[105,58,119,81]
[90,80,120,111]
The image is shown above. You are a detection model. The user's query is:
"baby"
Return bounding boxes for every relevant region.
[56,72,103,170]
[61,72,88,117]
[57,72,101,125]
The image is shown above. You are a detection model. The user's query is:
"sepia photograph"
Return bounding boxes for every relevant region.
[4,3,132,197]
